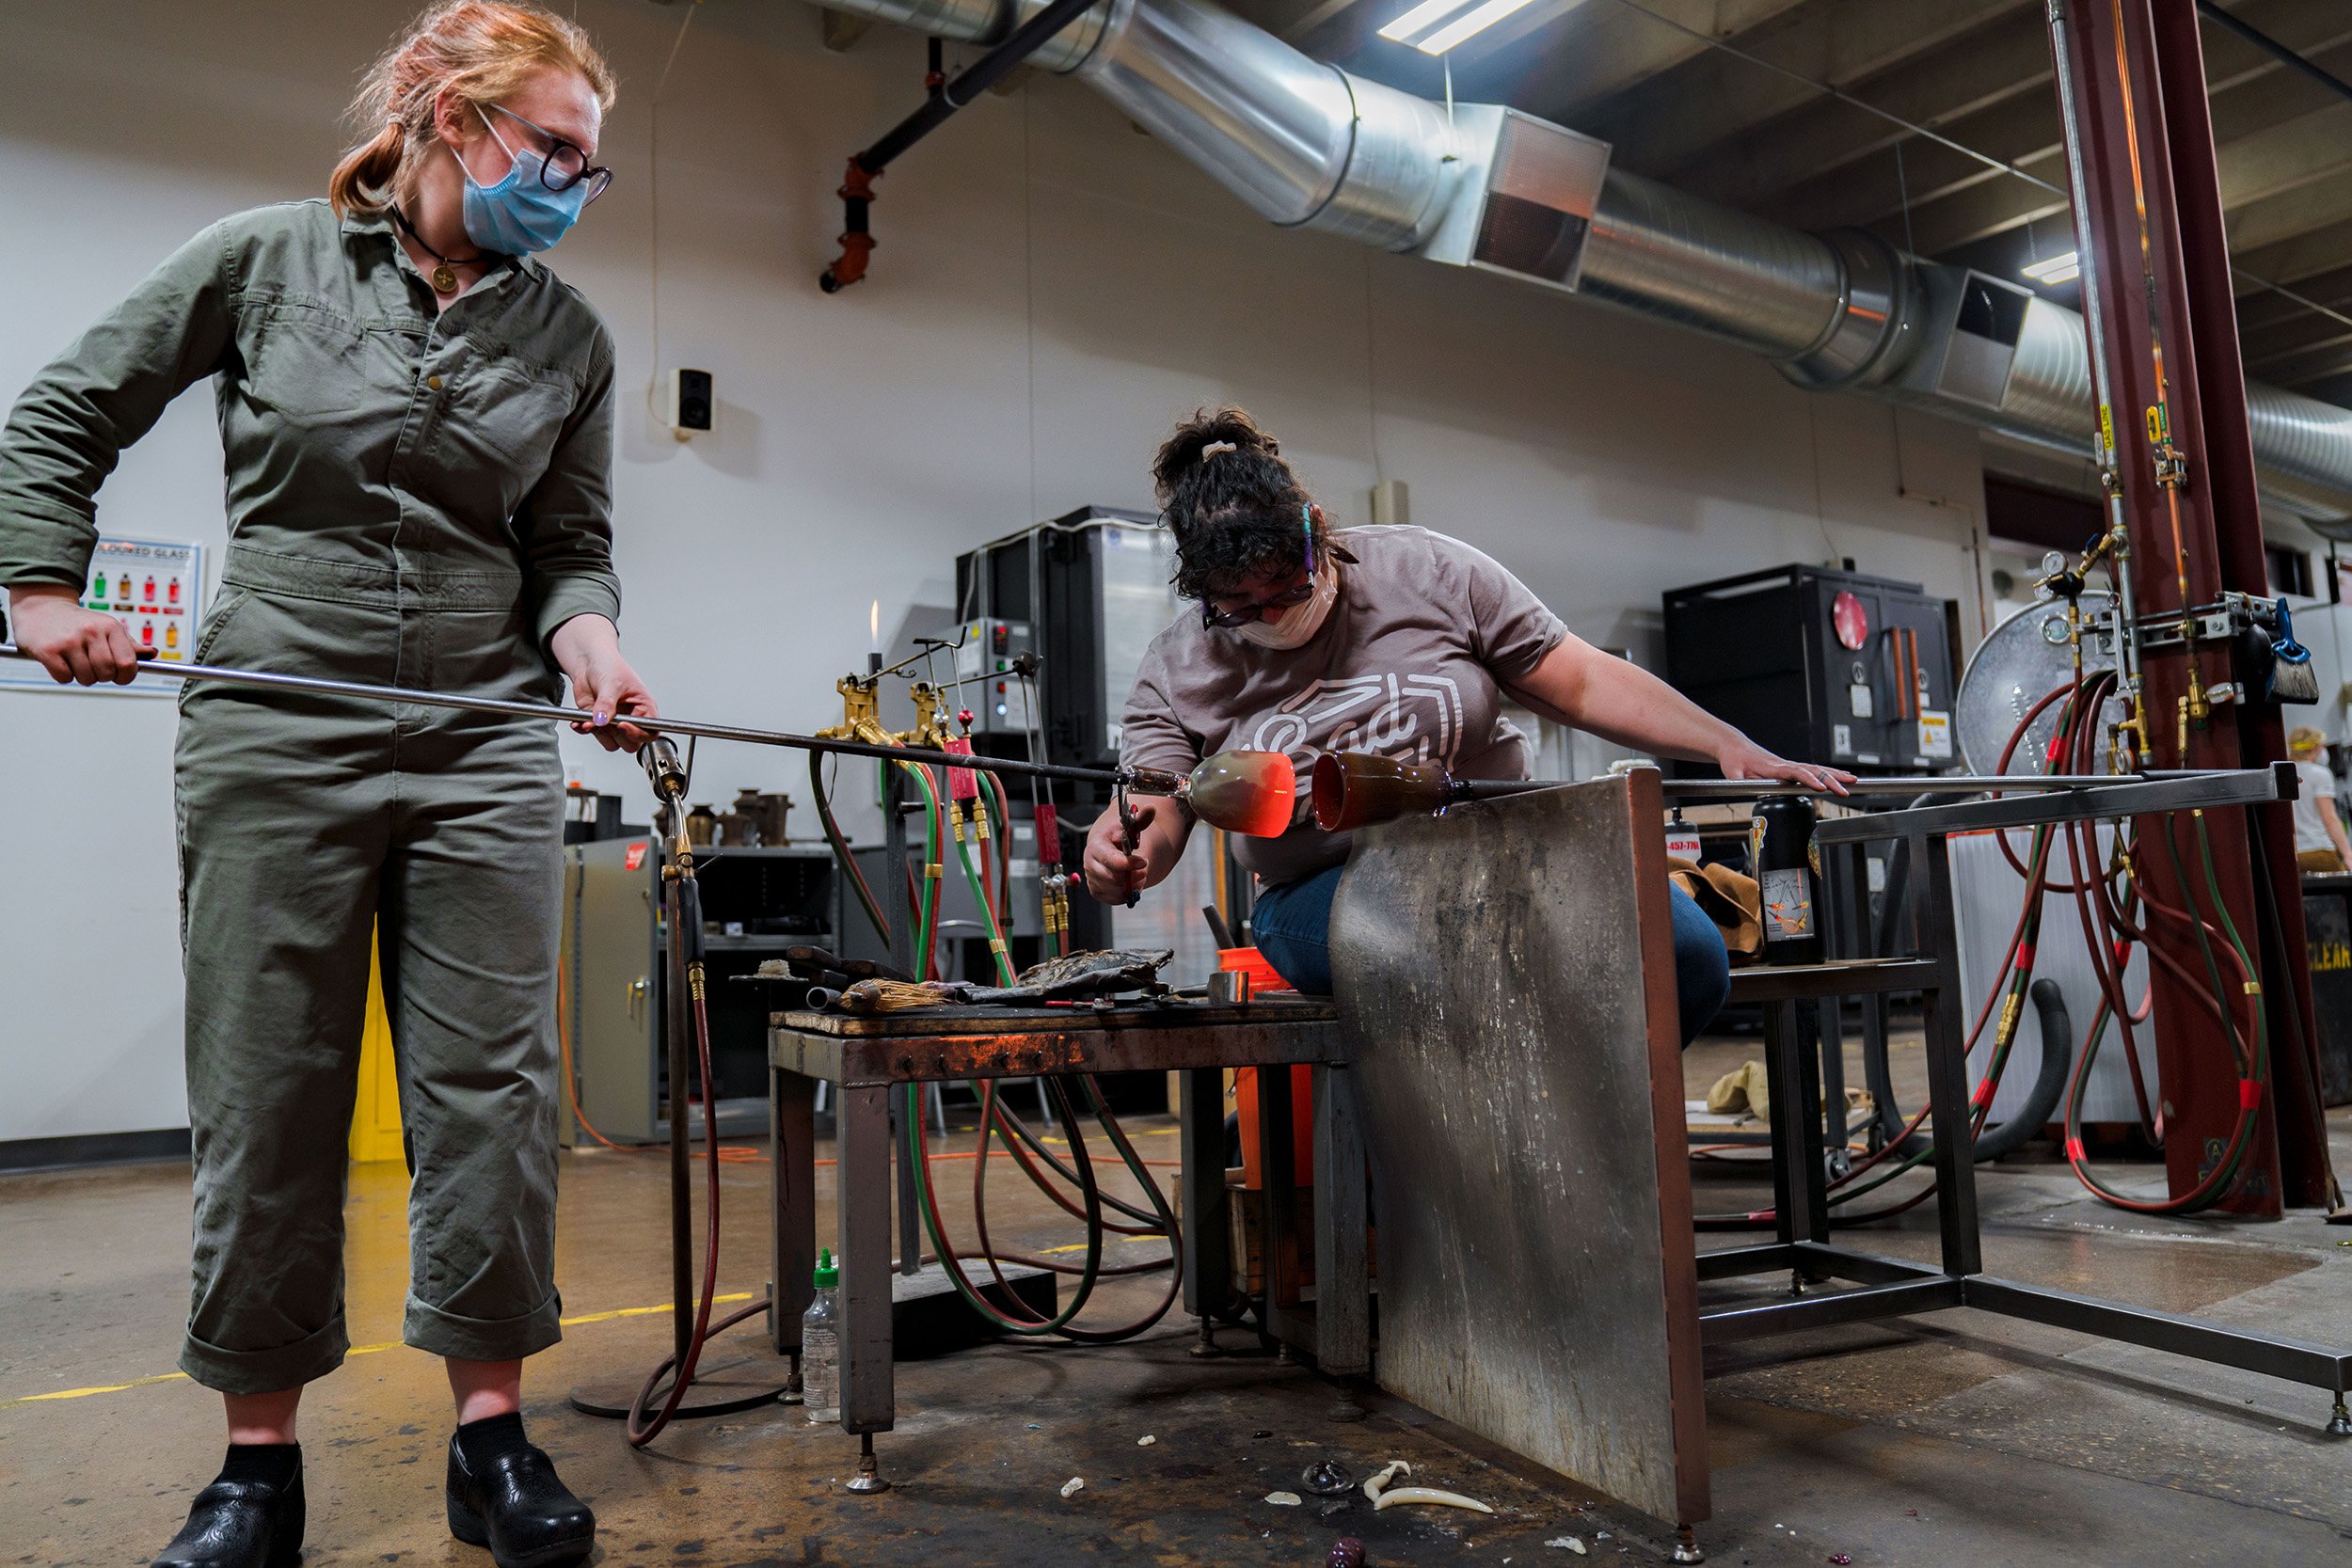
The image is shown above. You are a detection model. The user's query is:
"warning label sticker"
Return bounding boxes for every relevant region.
[1917,710,1953,760]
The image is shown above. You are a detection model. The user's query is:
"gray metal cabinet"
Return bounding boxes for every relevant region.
[561,840,837,1144]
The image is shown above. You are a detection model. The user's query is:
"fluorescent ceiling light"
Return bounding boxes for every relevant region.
[2023,250,2081,285]
[1379,0,1477,43]
[1379,0,1539,54]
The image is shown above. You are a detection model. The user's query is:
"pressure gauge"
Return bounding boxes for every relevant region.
[2042,550,2068,575]
[2042,614,2072,645]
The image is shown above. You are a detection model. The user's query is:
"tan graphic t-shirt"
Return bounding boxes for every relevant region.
[1120,526,1567,886]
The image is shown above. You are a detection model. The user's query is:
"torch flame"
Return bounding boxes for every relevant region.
[869,599,881,654]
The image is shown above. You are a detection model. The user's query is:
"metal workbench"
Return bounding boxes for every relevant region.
[1703,763,2352,1431]
[766,997,1360,1483]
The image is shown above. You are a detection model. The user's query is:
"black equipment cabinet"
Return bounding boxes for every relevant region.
[1663,563,1960,775]
[956,503,1164,771]
[2300,875,2352,1106]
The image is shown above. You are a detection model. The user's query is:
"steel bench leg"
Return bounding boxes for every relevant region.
[1257,1064,1305,1354]
[1312,1062,1370,1388]
[837,1082,895,1491]
[771,1066,818,1380]
[1914,832,1982,1277]
[1180,1066,1232,1355]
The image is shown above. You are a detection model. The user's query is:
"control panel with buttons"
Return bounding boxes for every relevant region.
[954,618,1036,736]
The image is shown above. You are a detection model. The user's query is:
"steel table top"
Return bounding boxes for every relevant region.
[768,998,1343,1085]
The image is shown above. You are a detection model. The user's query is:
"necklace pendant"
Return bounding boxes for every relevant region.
[431,262,458,293]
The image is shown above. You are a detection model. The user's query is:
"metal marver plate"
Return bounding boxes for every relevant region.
[1329,772,1707,1528]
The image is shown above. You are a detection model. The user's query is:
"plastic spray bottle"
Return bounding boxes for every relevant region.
[801,1248,841,1423]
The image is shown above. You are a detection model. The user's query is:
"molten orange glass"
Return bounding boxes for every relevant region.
[1180,750,1296,837]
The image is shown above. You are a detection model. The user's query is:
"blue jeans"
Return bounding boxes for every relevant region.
[1251,865,1731,1047]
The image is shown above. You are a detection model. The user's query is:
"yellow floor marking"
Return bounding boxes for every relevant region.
[2,1293,755,1410]
[6,1371,191,1405]
[561,1291,753,1326]
[1038,1238,1170,1256]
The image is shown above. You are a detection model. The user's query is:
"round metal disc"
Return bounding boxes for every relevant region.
[1832,590,1869,651]
[1953,590,2127,775]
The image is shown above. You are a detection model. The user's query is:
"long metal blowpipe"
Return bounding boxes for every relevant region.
[0,643,1124,788]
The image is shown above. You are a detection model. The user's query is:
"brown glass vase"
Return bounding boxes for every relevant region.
[1310,752,1454,832]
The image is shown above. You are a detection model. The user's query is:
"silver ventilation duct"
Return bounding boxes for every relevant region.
[821,0,2352,526]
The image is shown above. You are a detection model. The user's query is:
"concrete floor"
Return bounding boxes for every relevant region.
[6,1053,2351,1568]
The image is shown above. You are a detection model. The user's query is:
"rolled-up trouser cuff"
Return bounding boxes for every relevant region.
[179,1317,349,1395]
[405,1289,564,1363]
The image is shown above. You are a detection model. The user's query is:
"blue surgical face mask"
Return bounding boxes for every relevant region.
[455,116,586,255]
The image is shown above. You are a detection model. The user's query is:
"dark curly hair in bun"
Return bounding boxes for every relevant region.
[1151,406,1326,600]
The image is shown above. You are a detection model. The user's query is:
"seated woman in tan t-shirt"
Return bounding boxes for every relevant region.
[1084,405,1851,1043]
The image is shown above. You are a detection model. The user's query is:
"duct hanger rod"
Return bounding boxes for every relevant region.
[0,644,1126,788]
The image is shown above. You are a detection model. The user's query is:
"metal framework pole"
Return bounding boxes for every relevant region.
[2040,0,2322,1212]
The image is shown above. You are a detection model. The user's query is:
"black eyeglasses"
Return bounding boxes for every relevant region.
[487,104,614,204]
[1202,576,1317,630]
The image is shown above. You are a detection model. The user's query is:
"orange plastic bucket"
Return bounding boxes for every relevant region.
[1218,945,1290,993]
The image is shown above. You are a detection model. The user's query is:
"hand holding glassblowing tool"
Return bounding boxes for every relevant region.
[1114,782,1144,907]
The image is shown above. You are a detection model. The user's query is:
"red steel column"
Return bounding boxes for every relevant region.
[2143,0,2334,1211]
[2047,0,2327,1213]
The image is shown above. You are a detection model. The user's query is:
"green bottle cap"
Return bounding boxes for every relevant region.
[812,1246,838,1289]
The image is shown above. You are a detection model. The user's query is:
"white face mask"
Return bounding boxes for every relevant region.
[1234,562,1340,650]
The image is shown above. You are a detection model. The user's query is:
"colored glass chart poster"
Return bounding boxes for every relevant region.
[0,535,207,696]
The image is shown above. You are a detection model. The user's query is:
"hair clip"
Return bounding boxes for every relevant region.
[1200,441,1237,460]
[1302,501,1316,574]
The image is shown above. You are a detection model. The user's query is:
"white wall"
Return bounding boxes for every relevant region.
[0,0,1987,1143]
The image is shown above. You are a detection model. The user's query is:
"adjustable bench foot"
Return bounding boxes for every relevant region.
[844,1432,891,1495]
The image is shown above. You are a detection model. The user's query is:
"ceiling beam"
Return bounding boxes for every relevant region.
[2234,214,2352,291]
[1788,18,2352,259]
[1455,0,1815,126]
[1673,4,2050,209]
[1762,90,2062,234]
[2229,164,2352,255]
[2238,278,2352,364]
[2213,99,2352,207]
[1562,0,2020,176]
[2259,339,2352,389]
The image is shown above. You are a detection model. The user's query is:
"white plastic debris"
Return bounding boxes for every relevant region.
[1363,1459,1412,1502]
[1374,1485,1495,1515]
[1059,1477,1085,1499]
[1545,1539,1588,1555]
[1265,1491,1303,1506]
[1136,1434,1156,1447]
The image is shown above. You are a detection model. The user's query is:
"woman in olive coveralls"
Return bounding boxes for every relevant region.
[0,8,652,1567]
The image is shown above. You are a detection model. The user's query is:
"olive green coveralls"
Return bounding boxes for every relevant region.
[0,200,621,1394]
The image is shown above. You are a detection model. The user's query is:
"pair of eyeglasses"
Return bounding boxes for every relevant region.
[487,103,614,204]
[1202,576,1316,630]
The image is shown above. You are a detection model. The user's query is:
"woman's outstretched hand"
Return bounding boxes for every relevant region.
[1717,736,1856,797]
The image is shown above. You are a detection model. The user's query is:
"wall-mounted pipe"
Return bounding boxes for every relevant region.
[813,0,2352,526]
